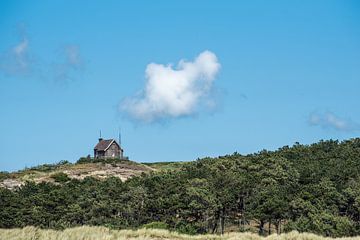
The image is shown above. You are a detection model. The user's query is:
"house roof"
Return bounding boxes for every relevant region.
[94,139,120,151]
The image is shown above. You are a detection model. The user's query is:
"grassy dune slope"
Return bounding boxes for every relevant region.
[0,160,154,189]
[0,227,359,240]
[142,161,187,171]
[0,159,187,190]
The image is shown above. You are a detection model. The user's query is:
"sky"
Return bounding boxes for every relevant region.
[0,1,360,171]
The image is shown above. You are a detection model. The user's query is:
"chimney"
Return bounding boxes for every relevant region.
[99,130,102,142]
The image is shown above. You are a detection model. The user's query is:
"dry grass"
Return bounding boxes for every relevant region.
[0,161,154,189]
[0,227,359,240]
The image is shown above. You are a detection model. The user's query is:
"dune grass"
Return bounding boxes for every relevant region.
[0,227,359,240]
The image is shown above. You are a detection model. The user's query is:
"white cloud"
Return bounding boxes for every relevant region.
[121,50,221,122]
[53,45,84,83]
[309,111,360,132]
[0,37,31,76]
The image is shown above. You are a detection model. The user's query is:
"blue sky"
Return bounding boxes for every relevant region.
[0,1,359,171]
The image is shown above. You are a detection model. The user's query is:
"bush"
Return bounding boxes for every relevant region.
[175,221,198,235]
[0,172,10,181]
[58,160,70,165]
[77,155,93,164]
[285,212,355,237]
[50,172,70,183]
[24,160,71,172]
[76,156,128,165]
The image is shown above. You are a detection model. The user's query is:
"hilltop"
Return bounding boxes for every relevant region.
[0,158,186,189]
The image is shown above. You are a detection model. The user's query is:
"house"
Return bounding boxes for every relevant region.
[94,138,124,159]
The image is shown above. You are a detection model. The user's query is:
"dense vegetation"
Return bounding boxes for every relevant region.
[1,139,360,237]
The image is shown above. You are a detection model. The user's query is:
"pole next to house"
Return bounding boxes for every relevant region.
[118,127,122,147]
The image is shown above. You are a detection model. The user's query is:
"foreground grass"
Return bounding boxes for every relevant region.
[0,227,359,240]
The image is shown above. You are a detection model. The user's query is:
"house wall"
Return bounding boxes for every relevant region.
[105,142,121,158]
[94,150,105,158]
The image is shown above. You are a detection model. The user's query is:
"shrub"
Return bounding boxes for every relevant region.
[77,155,93,164]
[50,172,70,183]
[24,160,71,172]
[76,156,128,164]
[0,172,10,181]
[175,221,198,235]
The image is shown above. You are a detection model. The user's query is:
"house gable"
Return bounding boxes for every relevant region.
[94,138,123,159]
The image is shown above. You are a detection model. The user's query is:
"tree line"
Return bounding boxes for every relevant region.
[1,139,360,237]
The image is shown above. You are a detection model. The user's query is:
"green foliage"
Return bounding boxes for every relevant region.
[1,138,360,237]
[175,221,198,235]
[142,161,186,171]
[285,212,354,237]
[50,172,70,183]
[22,160,71,172]
[0,171,10,181]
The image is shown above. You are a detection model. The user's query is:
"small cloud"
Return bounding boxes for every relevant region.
[13,38,28,56]
[308,111,360,132]
[64,45,82,68]
[239,93,248,100]
[120,50,221,122]
[0,37,32,76]
[53,44,84,84]
[0,25,85,85]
